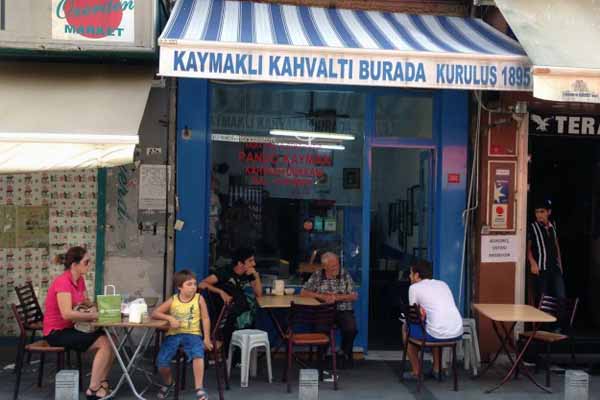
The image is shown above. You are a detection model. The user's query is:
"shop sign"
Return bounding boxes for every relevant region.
[481,235,518,263]
[160,47,532,91]
[529,112,600,137]
[52,0,135,42]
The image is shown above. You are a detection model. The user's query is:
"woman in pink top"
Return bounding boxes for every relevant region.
[44,246,114,399]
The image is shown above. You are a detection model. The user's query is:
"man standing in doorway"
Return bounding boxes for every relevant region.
[527,198,566,301]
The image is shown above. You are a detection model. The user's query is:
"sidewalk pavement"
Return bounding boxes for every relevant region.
[1,345,598,400]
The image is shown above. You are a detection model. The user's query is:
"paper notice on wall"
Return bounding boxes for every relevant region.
[481,235,518,263]
[139,165,168,210]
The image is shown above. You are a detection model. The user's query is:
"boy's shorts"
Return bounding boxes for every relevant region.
[157,334,205,368]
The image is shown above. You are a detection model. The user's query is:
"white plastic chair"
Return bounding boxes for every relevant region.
[441,318,481,376]
[462,318,481,376]
[227,329,272,387]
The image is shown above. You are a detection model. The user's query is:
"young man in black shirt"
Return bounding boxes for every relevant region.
[527,199,566,302]
[200,248,262,349]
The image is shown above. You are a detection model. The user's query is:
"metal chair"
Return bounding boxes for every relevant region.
[12,304,83,400]
[517,295,579,388]
[400,304,460,392]
[284,302,338,393]
[14,282,44,366]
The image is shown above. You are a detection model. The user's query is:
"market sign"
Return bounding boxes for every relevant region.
[52,0,135,42]
[529,112,600,136]
[0,0,154,54]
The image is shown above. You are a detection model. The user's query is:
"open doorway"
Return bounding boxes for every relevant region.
[368,147,433,349]
[528,135,600,335]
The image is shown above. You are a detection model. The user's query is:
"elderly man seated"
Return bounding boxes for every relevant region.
[300,252,358,368]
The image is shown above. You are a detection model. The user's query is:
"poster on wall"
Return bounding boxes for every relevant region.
[52,0,136,43]
[0,206,16,248]
[487,160,517,232]
[139,165,167,211]
[481,235,518,263]
[16,207,49,248]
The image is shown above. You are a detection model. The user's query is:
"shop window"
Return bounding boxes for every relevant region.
[210,86,364,286]
[375,94,433,139]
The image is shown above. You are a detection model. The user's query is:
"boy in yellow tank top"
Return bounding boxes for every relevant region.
[153,270,213,400]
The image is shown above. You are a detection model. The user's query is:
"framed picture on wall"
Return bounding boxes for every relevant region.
[343,168,360,189]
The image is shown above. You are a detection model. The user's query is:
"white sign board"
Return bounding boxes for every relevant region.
[159,46,533,91]
[52,0,135,42]
[481,235,518,263]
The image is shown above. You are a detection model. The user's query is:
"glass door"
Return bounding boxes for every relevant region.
[368,147,434,349]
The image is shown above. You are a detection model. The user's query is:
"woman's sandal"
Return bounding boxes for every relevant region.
[86,386,107,400]
[100,380,112,394]
[157,382,176,399]
[196,388,208,400]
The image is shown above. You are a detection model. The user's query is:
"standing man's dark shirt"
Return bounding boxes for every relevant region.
[527,219,565,301]
[528,221,560,271]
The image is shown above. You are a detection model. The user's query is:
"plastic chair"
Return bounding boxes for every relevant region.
[461,318,481,376]
[227,329,272,387]
[12,304,83,400]
[400,304,460,392]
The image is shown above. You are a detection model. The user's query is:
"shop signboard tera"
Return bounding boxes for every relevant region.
[529,112,600,137]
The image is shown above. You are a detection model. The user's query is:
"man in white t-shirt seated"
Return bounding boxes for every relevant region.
[404,260,463,379]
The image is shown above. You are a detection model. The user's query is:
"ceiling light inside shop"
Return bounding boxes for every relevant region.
[211,133,346,150]
[269,130,355,141]
[276,142,345,151]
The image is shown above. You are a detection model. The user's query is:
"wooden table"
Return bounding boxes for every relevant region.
[473,304,556,393]
[92,319,168,400]
[257,295,320,309]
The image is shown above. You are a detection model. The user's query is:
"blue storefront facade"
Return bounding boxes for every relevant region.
[160,0,531,351]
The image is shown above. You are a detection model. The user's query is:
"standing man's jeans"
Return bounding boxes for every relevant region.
[537,265,566,301]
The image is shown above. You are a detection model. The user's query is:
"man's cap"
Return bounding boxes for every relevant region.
[532,197,552,210]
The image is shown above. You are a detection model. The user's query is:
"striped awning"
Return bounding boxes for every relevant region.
[159,0,532,91]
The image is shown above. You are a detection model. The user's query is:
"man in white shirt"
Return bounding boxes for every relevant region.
[404,260,463,378]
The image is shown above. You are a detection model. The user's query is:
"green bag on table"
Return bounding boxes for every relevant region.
[97,285,122,324]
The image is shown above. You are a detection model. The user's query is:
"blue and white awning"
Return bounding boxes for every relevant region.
[159,0,532,91]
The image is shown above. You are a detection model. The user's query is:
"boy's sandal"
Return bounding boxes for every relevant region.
[157,382,176,399]
[196,388,208,400]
